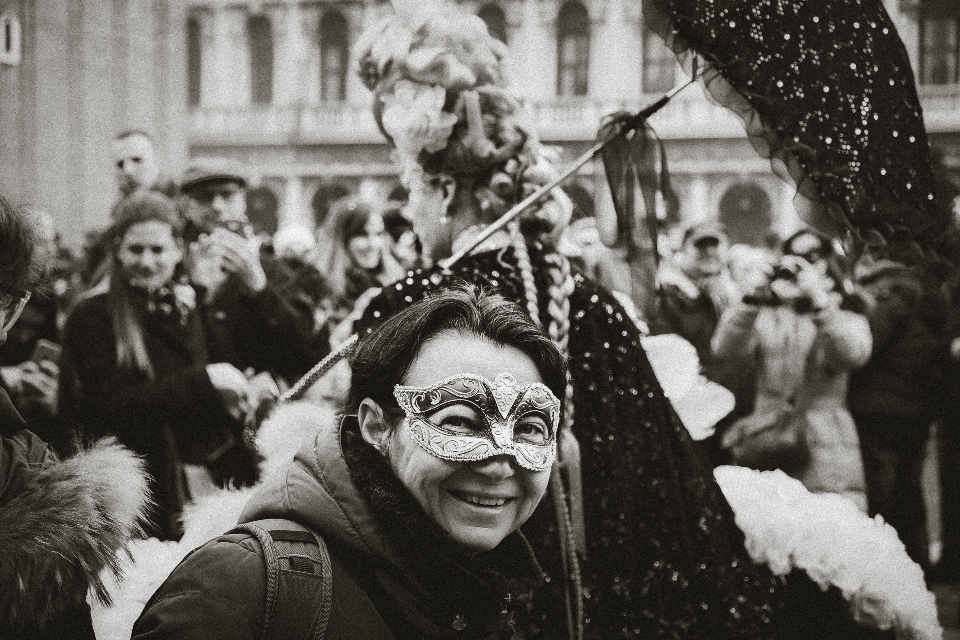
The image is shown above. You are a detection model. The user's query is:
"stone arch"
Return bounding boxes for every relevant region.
[311,181,352,228]
[478,3,508,44]
[563,181,594,222]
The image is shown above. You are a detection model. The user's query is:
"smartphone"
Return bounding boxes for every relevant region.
[30,339,62,366]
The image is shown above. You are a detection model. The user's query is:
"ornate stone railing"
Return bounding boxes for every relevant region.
[189,84,960,146]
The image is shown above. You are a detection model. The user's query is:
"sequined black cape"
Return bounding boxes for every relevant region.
[355,245,781,639]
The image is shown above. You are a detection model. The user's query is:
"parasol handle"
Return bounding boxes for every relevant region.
[438,77,696,272]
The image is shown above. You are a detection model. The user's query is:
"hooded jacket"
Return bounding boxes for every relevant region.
[1,387,150,640]
[132,410,545,640]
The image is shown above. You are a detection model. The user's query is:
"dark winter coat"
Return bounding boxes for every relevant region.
[201,274,322,384]
[132,413,544,640]
[58,290,254,539]
[1,386,149,639]
[848,286,949,423]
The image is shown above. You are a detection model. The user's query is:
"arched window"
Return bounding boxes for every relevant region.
[246,186,279,235]
[187,16,202,106]
[0,11,22,66]
[312,182,352,227]
[563,183,594,222]
[919,0,960,85]
[320,11,348,102]
[642,24,675,94]
[248,15,273,104]
[556,1,589,97]
[478,3,508,45]
[718,182,773,246]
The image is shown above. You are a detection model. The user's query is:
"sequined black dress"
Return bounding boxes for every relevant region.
[355,245,782,639]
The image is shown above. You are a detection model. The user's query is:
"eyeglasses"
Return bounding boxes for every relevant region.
[0,289,31,334]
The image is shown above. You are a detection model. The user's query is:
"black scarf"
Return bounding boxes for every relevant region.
[340,416,544,639]
[130,284,188,326]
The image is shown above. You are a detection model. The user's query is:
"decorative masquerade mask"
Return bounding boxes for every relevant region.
[393,372,560,471]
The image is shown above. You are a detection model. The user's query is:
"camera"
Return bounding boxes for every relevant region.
[743,255,818,311]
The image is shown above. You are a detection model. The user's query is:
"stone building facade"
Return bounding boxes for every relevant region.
[0,0,957,246]
[0,0,188,244]
[184,0,960,246]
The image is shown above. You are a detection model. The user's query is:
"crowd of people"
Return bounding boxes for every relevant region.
[653,219,960,578]
[2,1,959,639]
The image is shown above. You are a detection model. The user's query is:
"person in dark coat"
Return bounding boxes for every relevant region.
[179,159,326,380]
[133,287,562,639]
[58,192,273,539]
[848,260,950,569]
[0,192,149,640]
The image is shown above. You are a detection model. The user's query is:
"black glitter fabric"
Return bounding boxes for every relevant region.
[355,246,782,639]
[642,0,953,267]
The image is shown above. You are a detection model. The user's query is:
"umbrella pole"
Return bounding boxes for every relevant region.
[439,77,697,272]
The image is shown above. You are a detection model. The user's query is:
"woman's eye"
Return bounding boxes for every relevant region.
[440,416,479,432]
[515,417,549,444]
[429,406,482,433]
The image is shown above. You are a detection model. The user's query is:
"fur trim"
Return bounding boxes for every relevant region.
[0,437,150,632]
[92,399,332,640]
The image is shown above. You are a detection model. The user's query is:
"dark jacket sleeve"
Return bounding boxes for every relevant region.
[58,297,230,443]
[206,277,321,383]
[0,410,53,508]
[132,534,266,640]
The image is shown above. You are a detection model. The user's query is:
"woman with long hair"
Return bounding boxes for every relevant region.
[58,191,257,540]
[318,198,406,327]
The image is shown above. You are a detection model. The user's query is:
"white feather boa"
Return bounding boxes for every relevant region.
[714,465,942,640]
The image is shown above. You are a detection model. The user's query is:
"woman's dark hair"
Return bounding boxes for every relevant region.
[329,198,378,247]
[107,190,183,377]
[346,283,567,418]
[0,193,44,294]
[110,190,182,246]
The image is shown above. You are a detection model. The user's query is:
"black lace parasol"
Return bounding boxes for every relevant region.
[642,0,957,268]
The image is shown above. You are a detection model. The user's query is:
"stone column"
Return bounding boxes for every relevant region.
[592,0,641,101]
[270,2,306,106]
[206,7,231,106]
[683,174,711,223]
[302,3,322,105]
[226,6,251,106]
[278,174,308,229]
[513,0,552,102]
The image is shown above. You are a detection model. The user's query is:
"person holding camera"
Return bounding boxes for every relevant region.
[178,159,326,384]
[712,229,872,509]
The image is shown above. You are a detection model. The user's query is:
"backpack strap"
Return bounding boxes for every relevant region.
[231,518,333,640]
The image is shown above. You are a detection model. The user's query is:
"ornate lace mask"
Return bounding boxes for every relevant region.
[393,372,560,471]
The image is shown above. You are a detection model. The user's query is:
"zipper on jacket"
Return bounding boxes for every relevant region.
[500,593,524,640]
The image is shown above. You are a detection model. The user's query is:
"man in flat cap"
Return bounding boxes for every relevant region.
[179,158,326,388]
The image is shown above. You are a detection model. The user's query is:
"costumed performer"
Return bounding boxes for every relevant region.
[291,2,784,638]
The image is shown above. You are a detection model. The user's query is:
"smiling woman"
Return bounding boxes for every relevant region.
[132,285,567,639]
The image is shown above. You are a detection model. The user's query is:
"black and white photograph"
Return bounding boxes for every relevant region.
[2,0,960,638]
